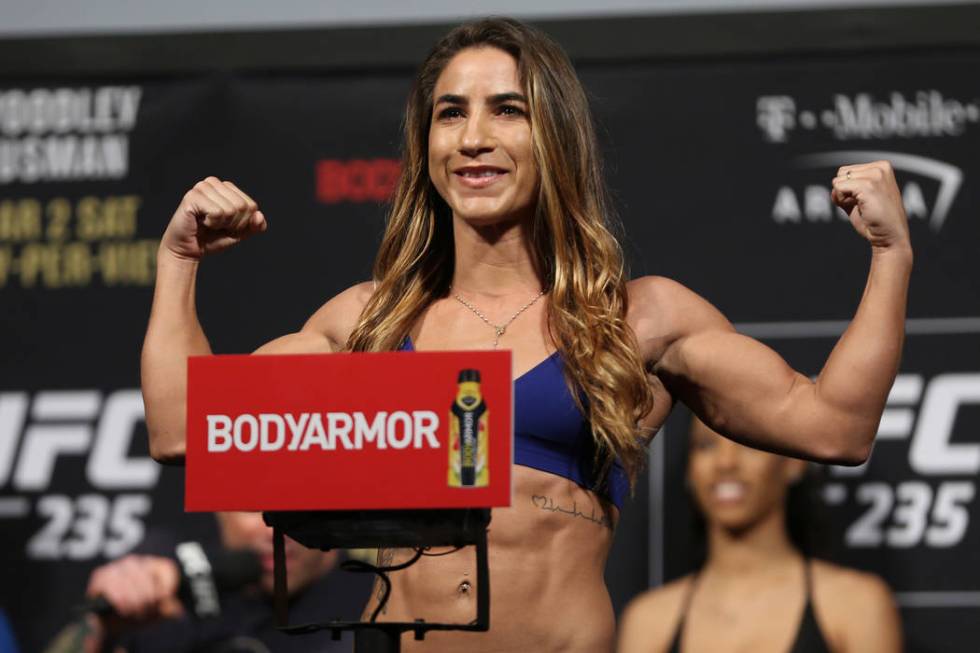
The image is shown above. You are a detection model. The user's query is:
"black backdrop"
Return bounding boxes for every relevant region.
[1,5,978,652]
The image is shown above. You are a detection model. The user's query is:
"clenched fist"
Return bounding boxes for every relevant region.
[831,161,912,254]
[161,177,267,261]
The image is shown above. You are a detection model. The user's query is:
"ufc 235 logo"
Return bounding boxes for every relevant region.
[826,373,979,549]
[0,389,158,560]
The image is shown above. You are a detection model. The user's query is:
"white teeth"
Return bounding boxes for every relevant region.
[461,170,500,177]
[714,481,745,501]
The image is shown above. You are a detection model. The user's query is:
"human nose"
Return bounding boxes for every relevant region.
[459,110,495,157]
[714,440,740,472]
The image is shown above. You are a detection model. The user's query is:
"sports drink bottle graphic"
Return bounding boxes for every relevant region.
[448,369,489,487]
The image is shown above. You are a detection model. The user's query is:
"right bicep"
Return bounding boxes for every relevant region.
[253,281,375,355]
[253,330,335,355]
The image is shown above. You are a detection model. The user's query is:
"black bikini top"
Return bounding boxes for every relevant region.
[666,559,832,653]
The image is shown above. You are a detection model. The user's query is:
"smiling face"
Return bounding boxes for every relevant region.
[687,418,806,533]
[427,46,539,226]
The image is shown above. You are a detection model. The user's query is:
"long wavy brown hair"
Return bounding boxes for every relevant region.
[346,17,654,487]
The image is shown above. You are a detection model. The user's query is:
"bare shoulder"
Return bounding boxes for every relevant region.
[626,275,733,362]
[253,281,374,355]
[811,559,896,611]
[303,281,375,341]
[300,280,375,348]
[810,559,902,651]
[618,575,693,653]
[626,275,689,321]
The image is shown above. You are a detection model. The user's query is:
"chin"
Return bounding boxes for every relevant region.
[710,508,756,531]
[260,574,312,597]
[259,576,275,595]
[718,518,754,533]
[454,202,528,226]
[458,212,512,227]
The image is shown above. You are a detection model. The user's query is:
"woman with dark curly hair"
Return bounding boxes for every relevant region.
[140,17,912,652]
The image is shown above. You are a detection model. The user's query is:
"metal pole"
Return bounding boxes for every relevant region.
[273,527,288,627]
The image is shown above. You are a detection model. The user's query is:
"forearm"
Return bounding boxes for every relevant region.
[41,614,118,653]
[140,248,211,463]
[815,245,912,458]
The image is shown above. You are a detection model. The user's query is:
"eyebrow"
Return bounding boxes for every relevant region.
[434,92,529,106]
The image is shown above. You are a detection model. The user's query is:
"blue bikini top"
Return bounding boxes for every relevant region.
[400,338,628,510]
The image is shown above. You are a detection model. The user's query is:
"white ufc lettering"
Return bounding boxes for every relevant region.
[910,374,980,475]
[0,389,157,491]
[88,390,159,489]
[832,373,980,477]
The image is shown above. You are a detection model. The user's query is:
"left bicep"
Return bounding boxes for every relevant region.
[657,329,828,457]
[641,278,850,462]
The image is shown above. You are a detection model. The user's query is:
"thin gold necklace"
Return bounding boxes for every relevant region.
[452,289,545,348]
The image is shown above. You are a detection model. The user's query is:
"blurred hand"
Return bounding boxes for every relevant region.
[161,177,267,261]
[85,554,184,632]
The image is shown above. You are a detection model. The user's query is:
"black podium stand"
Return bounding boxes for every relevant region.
[263,508,492,653]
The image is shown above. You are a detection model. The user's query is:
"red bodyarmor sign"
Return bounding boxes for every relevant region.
[185,351,512,512]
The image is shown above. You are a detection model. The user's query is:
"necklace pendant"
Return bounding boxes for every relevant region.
[451,289,546,352]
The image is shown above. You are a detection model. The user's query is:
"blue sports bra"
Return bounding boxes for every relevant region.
[400,338,628,510]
